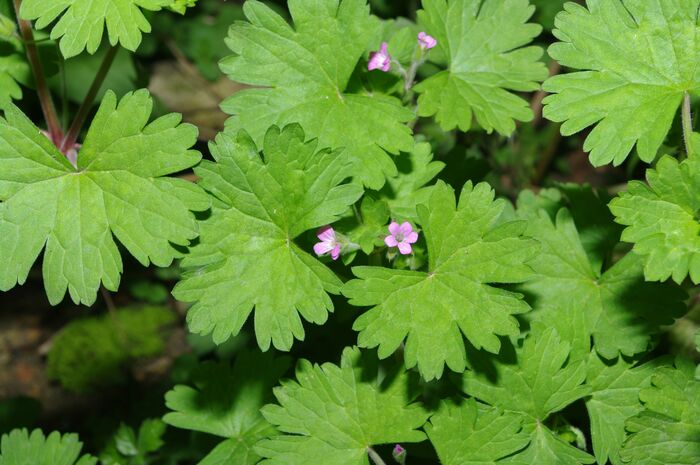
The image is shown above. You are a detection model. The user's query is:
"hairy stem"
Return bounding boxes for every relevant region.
[60,46,118,153]
[682,91,694,157]
[367,447,387,465]
[12,0,62,143]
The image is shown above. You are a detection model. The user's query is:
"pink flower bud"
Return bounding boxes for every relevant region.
[418,32,437,50]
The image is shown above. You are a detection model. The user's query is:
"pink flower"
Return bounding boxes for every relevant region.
[418,32,437,50]
[368,42,391,72]
[385,221,419,255]
[313,226,341,261]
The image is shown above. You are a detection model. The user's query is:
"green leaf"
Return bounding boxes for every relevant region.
[20,0,172,58]
[556,183,622,272]
[543,0,700,166]
[136,419,166,454]
[0,46,28,108]
[415,0,547,134]
[0,90,207,305]
[255,347,429,465]
[380,141,444,222]
[167,0,197,15]
[0,12,15,38]
[586,353,668,465]
[344,181,538,380]
[462,326,594,465]
[220,0,415,189]
[173,124,363,351]
[620,358,700,465]
[164,351,290,465]
[425,399,530,465]
[518,206,687,359]
[99,419,166,465]
[0,429,96,465]
[504,426,594,465]
[610,155,700,284]
[346,195,390,255]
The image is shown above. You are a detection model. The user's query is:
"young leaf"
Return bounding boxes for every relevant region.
[0,90,208,305]
[586,353,669,465]
[100,419,166,465]
[344,181,538,380]
[620,358,700,465]
[173,125,363,351]
[220,0,415,189]
[425,399,530,465]
[0,429,96,465]
[255,347,429,465]
[164,352,290,465]
[610,156,700,284]
[415,0,547,134]
[20,0,172,58]
[518,206,687,360]
[0,50,28,108]
[462,326,594,465]
[346,195,391,255]
[544,0,700,166]
[380,141,444,222]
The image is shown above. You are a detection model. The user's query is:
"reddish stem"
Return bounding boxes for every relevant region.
[12,0,63,143]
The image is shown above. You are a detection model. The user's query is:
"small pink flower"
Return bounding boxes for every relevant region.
[418,32,437,50]
[385,221,419,255]
[368,42,391,72]
[313,226,341,261]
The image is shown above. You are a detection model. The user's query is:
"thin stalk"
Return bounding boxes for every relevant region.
[682,91,694,157]
[60,46,118,153]
[367,447,387,465]
[12,0,62,143]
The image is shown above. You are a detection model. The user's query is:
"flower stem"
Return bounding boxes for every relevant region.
[60,46,118,153]
[12,0,62,143]
[367,447,387,465]
[682,91,694,158]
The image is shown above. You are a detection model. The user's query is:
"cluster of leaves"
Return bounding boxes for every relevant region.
[0,0,699,464]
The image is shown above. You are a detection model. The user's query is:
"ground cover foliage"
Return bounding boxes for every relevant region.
[0,0,698,464]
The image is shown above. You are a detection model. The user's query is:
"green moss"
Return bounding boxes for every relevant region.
[47,306,175,393]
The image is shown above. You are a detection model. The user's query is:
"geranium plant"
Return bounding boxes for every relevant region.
[0,0,698,464]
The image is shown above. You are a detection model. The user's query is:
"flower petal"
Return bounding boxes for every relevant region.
[399,221,413,236]
[331,245,341,261]
[406,231,419,244]
[317,226,335,242]
[385,235,399,247]
[388,221,401,236]
[397,241,412,255]
[368,53,382,71]
[314,242,333,256]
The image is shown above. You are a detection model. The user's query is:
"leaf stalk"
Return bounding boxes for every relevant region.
[682,91,694,157]
[60,46,119,154]
[367,447,387,465]
[12,0,62,143]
